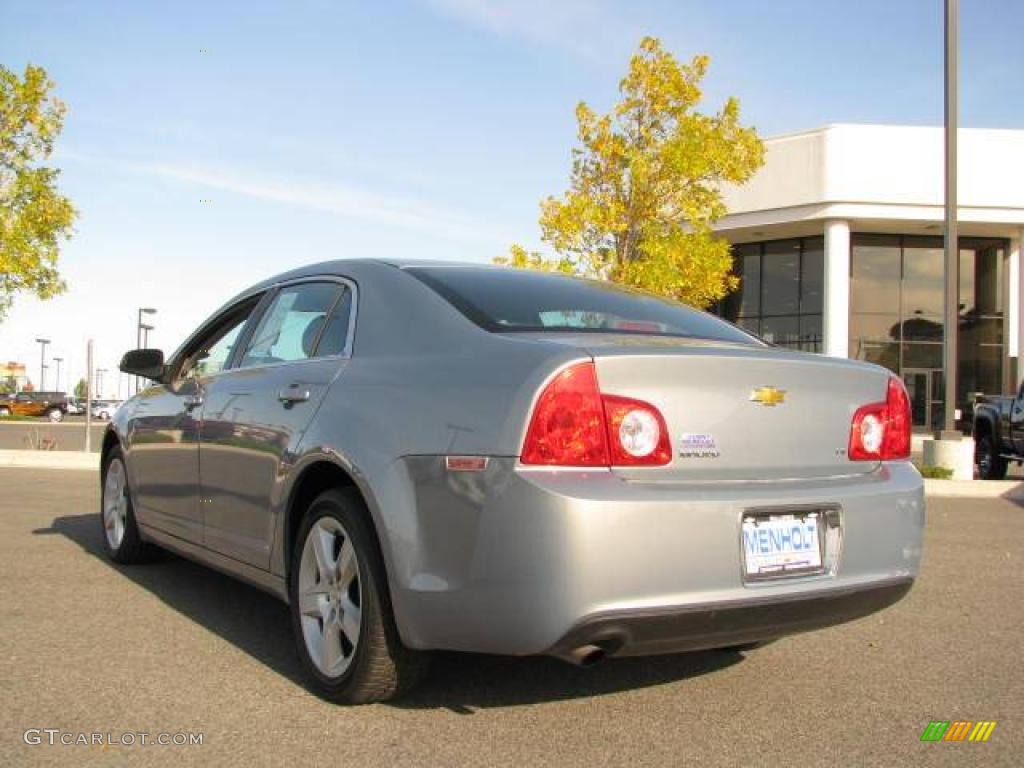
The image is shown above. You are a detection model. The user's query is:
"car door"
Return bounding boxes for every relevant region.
[127,295,262,543]
[198,279,355,568]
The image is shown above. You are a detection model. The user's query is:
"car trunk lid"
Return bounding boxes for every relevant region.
[572,337,890,481]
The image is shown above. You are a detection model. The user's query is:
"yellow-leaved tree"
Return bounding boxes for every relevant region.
[497,37,764,308]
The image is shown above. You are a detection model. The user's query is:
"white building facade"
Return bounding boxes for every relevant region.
[713,124,1024,433]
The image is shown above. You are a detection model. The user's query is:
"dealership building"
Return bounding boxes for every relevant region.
[713,123,1024,433]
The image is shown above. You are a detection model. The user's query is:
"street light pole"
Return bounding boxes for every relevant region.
[941,0,959,439]
[35,338,50,391]
[85,340,93,453]
[136,307,157,395]
[53,357,63,392]
[96,368,108,400]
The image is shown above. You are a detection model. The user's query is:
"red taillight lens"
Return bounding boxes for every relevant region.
[882,376,911,459]
[603,395,672,466]
[521,362,672,467]
[520,362,609,466]
[849,376,912,461]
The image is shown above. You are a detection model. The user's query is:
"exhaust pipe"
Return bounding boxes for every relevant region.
[563,644,608,667]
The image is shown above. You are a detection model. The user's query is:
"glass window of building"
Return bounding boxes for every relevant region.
[713,237,823,352]
[848,234,1008,432]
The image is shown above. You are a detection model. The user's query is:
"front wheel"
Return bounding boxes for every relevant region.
[0,406,10,417]
[101,447,156,563]
[289,489,427,704]
[47,408,63,422]
[976,434,1008,480]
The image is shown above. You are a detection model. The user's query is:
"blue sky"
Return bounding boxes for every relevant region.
[2,0,1022,394]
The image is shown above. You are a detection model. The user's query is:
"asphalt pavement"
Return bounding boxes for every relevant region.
[1,469,1021,767]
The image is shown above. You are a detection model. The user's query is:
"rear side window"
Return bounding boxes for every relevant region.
[312,288,353,357]
[407,267,760,344]
[239,282,344,368]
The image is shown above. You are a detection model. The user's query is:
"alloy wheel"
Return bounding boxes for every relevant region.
[297,517,363,678]
[102,458,129,550]
[978,437,992,476]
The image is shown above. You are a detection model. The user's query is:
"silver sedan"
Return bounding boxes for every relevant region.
[104,260,924,703]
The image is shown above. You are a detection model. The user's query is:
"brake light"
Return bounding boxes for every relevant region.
[520,362,671,467]
[849,376,911,461]
[520,363,609,466]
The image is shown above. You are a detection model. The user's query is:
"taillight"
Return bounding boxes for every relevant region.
[520,362,609,466]
[849,376,911,461]
[521,362,672,467]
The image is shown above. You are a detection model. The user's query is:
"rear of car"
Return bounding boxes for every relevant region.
[399,266,924,662]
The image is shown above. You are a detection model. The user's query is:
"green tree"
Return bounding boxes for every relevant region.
[0,64,76,320]
[73,377,88,400]
[0,375,15,394]
[500,37,763,308]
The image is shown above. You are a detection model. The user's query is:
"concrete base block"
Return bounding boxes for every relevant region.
[922,438,975,481]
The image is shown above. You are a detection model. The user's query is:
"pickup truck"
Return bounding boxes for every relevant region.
[973,386,1024,479]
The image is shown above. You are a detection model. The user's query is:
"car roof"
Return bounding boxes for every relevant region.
[222,258,505,310]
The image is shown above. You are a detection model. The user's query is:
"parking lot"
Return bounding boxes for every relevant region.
[1,468,1021,767]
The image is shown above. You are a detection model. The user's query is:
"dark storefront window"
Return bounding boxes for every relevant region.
[848,234,1008,432]
[714,237,824,352]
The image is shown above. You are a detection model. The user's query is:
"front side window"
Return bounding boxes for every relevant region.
[239,282,346,368]
[180,298,261,380]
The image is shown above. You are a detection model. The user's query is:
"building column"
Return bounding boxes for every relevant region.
[823,219,851,358]
[1013,228,1024,386]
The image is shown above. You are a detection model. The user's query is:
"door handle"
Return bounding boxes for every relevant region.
[184,394,204,410]
[278,386,310,404]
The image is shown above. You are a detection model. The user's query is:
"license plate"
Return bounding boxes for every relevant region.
[742,513,822,578]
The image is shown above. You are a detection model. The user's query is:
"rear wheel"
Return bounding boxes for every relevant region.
[47,407,63,422]
[289,488,426,703]
[0,406,9,417]
[976,433,1008,480]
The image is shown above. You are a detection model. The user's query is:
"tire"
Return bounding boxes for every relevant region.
[0,407,9,417]
[100,446,157,563]
[289,488,427,704]
[47,408,63,422]
[975,433,1008,480]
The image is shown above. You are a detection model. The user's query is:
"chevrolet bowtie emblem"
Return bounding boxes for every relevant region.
[750,386,786,407]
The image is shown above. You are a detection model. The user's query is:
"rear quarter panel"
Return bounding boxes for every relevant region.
[273,263,579,587]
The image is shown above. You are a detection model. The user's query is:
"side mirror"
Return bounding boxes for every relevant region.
[120,348,165,381]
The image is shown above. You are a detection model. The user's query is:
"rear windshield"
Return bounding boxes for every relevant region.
[407,266,760,345]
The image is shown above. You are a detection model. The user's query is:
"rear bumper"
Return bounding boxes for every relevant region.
[546,576,913,660]
[389,458,924,657]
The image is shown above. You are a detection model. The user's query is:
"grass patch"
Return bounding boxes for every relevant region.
[915,463,954,480]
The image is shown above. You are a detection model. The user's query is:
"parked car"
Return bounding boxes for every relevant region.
[65,397,85,415]
[91,401,121,420]
[0,391,67,421]
[973,386,1024,478]
[105,260,925,703]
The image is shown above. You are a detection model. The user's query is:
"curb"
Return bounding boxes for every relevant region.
[0,450,99,471]
[924,478,1024,500]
